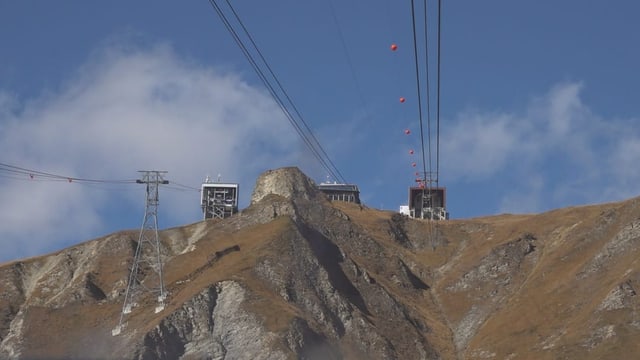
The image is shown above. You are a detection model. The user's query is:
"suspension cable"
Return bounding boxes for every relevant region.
[0,162,203,194]
[209,0,347,184]
[436,0,442,187]
[223,0,347,184]
[208,0,334,181]
[423,0,433,182]
[327,0,369,116]
[0,162,137,184]
[409,0,429,182]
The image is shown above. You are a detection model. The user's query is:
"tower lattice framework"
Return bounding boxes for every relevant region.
[113,171,169,336]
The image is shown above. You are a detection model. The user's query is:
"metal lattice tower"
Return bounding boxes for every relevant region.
[112,171,169,336]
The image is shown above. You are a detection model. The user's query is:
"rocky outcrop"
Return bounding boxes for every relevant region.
[137,281,286,360]
[250,167,320,205]
[445,233,538,350]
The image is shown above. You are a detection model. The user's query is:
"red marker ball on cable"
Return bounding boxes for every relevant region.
[411,162,416,167]
[399,97,406,103]
[391,43,398,51]
[409,149,414,155]
[404,129,411,135]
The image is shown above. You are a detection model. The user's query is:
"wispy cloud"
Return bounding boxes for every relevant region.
[0,43,299,262]
[442,111,520,180]
[442,81,640,214]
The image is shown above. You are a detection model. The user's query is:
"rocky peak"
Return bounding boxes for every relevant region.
[250,167,320,205]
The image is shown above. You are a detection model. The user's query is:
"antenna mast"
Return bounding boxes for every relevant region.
[112,170,169,336]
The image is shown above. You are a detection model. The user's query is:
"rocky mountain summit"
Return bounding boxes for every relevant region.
[1,167,640,359]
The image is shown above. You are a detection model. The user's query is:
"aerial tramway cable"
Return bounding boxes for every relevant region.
[327,0,370,118]
[408,0,442,187]
[0,162,137,184]
[208,0,347,184]
[423,0,434,184]
[403,0,444,224]
[409,0,429,182]
[0,162,201,193]
[436,0,442,187]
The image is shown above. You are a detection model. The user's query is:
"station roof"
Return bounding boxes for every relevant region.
[316,183,360,192]
[201,182,238,188]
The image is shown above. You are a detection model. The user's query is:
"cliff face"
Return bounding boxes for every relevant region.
[1,167,640,359]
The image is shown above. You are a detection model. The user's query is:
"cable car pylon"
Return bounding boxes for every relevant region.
[112,171,169,336]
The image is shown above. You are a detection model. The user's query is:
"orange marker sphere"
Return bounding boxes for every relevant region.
[399,97,406,103]
[391,44,398,51]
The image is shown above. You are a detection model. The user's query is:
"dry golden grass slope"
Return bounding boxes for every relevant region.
[1,167,640,359]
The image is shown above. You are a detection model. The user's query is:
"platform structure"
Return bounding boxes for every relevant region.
[201,176,239,219]
[317,182,361,204]
[405,186,449,220]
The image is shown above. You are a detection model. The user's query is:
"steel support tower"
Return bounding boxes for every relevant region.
[112,171,169,336]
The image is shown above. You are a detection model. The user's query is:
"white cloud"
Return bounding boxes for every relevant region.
[441,82,640,214]
[0,43,299,262]
[607,137,640,199]
[546,82,584,137]
[442,111,521,180]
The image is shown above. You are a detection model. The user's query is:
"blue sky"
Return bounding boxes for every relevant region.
[1,1,639,262]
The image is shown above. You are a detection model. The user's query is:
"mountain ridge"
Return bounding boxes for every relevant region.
[1,167,639,359]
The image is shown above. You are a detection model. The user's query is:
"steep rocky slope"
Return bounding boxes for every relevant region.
[1,167,640,359]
